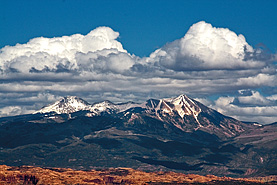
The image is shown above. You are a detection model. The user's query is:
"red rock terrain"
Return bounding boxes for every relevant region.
[0,165,276,185]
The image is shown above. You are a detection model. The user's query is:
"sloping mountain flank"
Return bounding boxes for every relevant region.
[0,94,276,177]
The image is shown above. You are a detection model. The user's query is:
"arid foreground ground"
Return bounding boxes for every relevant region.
[0,165,276,185]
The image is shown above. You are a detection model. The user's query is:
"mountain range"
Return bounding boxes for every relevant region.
[0,94,276,177]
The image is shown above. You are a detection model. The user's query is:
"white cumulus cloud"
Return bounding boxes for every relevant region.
[0,27,126,73]
[148,21,265,70]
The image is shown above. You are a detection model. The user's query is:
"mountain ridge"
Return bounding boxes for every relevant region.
[32,94,247,139]
[0,94,276,177]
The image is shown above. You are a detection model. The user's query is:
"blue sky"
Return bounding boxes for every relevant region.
[0,0,276,124]
[1,0,276,57]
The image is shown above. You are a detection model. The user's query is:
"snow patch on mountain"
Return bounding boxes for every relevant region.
[164,94,201,118]
[90,101,117,112]
[34,96,92,114]
[142,95,202,125]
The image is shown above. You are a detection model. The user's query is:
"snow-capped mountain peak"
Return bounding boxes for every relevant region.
[34,96,92,114]
[90,100,117,113]
[143,95,201,119]
[34,97,125,116]
[165,94,201,118]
